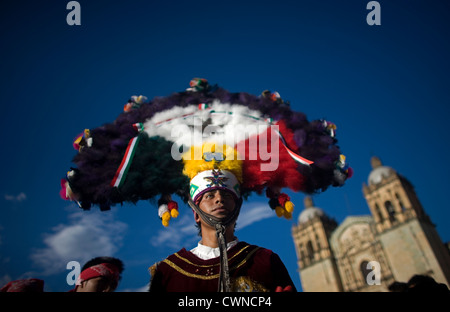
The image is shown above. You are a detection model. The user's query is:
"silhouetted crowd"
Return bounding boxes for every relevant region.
[388,274,450,293]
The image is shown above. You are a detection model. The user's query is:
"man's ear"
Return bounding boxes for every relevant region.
[194,211,200,223]
[76,281,86,291]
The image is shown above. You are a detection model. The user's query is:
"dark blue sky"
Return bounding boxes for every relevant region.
[1,0,449,292]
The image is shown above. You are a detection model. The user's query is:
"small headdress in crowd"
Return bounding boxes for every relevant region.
[61,78,352,226]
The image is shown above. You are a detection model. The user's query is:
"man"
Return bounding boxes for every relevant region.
[149,162,297,292]
[59,79,351,291]
[0,278,44,292]
[72,256,124,292]
[1,256,124,292]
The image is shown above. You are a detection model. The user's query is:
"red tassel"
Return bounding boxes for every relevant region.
[278,193,290,207]
[60,179,68,200]
[167,201,178,211]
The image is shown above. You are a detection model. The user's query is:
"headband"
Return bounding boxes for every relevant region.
[190,169,240,204]
[75,263,120,286]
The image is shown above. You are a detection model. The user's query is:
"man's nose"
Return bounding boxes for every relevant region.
[214,193,225,203]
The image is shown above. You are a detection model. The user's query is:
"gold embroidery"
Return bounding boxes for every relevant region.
[162,245,261,280]
[231,276,269,292]
[163,259,219,280]
[231,246,260,271]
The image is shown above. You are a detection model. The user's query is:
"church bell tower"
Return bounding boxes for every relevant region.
[362,156,450,286]
[292,196,343,291]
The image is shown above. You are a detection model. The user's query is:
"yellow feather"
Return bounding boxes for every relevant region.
[285,201,294,213]
[275,206,284,218]
[171,209,179,218]
[162,211,171,227]
[182,143,243,182]
[284,211,292,220]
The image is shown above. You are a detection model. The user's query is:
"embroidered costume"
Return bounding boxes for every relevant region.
[149,242,296,292]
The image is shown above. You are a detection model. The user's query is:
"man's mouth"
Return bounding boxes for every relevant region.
[212,206,227,213]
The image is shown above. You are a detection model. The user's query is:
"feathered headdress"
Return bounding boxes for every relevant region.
[61,78,352,226]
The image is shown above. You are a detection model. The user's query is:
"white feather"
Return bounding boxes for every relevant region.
[158,204,169,218]
[143,101,269,150]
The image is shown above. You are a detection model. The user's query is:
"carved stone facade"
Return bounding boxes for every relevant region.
[292,156,450,292]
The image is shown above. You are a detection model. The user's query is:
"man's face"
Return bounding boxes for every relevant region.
[197,189,236,219]
[76,277,114,292]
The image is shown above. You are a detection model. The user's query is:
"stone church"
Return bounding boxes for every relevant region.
[292,156,450,292]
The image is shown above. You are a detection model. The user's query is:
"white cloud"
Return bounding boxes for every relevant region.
[150,214,198,249]
[30,210,127,276]
[4,192,27,202]
[236,202,275,230]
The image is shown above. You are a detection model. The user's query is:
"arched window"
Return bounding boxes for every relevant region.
[306,240,314,262]
[385,200,396,222]
[298,243,305,260]
[395,193,406,211]
[315,234,321,250]
[374,203,383,221]
[300,250,305,261]
[360,260,371,283]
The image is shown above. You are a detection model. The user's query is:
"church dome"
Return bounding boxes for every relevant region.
[298,196,325,224]
[367,156,395,185]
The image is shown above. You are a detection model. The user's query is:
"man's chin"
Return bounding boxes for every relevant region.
[215,213,230,219]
